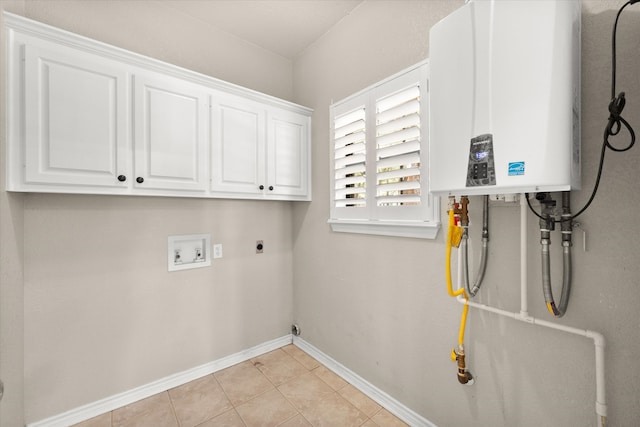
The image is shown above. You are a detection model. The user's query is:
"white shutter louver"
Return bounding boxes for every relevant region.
[334,107,366,208]
[375,85,421,207]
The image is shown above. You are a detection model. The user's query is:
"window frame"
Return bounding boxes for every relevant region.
[328,60,440,239]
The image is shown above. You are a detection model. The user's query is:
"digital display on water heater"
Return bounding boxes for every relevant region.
[466,134,496,187]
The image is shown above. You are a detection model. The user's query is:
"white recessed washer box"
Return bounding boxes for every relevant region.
[168,233,211,272]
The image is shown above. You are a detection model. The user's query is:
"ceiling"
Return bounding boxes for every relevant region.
[162,0,364,59]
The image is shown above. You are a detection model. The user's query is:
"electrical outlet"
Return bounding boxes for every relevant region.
[213,244,223,259]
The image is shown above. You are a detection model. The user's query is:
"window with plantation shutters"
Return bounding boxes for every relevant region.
[328,60,440,239]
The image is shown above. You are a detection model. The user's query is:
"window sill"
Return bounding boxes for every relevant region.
[328,219,441,239]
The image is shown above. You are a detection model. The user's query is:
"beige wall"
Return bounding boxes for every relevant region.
[1,0,296,424]
[0,1,25,426]
[23,196,294,422]
[293,1,640,426]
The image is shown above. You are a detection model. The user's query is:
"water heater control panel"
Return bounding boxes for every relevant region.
[466,134,496,188]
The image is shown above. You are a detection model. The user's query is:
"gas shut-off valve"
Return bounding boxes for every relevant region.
[451,347,474,385]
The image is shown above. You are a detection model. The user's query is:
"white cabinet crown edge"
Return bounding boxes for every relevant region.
[3,12,311,115]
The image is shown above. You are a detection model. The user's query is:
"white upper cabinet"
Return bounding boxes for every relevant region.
[22,39,129,189]
[210,93,266,196]
[210,94,311,200]
[267,109,310,198]
[5,12,312,201]
[133,72,208,192]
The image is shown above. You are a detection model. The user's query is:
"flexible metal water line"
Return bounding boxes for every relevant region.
[461,195,489,297]
[455,194,607,426]
[540,191,573,317]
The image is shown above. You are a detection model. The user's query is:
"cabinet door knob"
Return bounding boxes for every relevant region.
[269,186,274,191]
[117,175,127,182]
[259,185,264,190]
[136,177,144,184]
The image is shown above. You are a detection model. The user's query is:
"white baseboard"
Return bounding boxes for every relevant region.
[293,336,437,427]
[28,335,292,427]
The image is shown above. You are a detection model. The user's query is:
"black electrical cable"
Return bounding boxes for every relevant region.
[526,0,637,223]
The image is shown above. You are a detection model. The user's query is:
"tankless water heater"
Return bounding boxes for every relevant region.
[428,0,581,196]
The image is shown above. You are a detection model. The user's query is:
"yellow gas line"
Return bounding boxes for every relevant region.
[446,210,469,347]
[446,206,472,384]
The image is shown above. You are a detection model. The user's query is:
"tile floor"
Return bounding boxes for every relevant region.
[73,344,409,427]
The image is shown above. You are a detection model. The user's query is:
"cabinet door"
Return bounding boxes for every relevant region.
[210,93,266,196]
[24,42,129,188]
[133,72,208,192]
[267,109,310,199]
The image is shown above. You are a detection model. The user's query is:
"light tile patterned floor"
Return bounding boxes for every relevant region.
[73,344,409,427]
